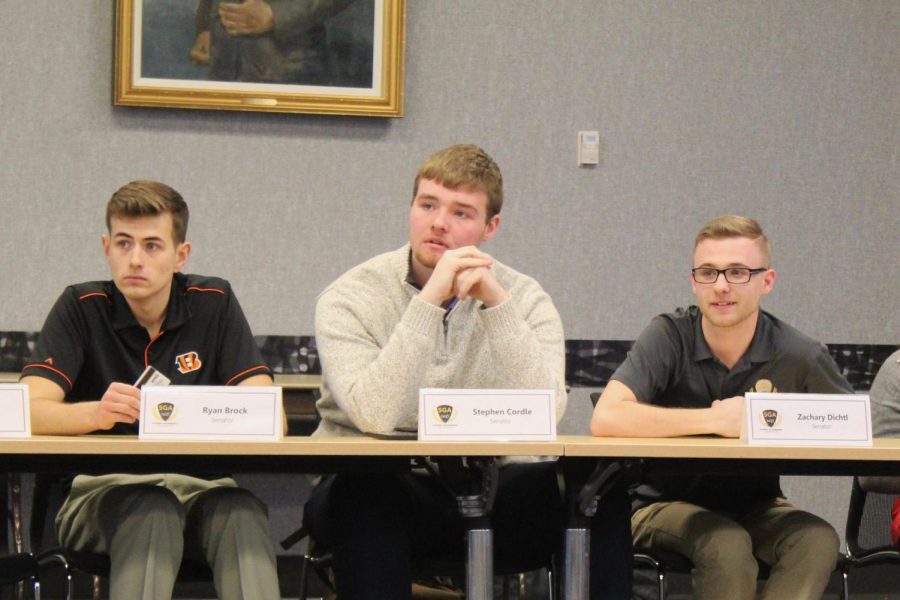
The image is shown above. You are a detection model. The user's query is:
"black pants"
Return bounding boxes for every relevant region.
[304,461,633,599]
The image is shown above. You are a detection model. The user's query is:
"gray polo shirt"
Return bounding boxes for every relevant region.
[613,306,853,513]
[871,350,900,438]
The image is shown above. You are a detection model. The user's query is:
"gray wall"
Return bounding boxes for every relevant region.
[1,1,897,343]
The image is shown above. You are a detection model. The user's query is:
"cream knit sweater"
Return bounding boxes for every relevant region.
[312,244,567,437]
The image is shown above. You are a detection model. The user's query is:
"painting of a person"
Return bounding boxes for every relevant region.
[190,0,369,86]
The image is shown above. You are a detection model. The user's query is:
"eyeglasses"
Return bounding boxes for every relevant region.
[691,267,767,284]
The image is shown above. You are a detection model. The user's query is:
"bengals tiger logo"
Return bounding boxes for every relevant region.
[174,351,202,374]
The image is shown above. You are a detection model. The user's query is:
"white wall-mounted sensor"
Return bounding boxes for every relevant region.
[577,131,600,166]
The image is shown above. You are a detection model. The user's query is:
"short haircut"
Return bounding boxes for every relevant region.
[413,144,503,221]
[106,180,189,244]
[694,215,771,267]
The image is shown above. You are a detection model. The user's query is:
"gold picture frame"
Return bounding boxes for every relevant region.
[115,0,405,117]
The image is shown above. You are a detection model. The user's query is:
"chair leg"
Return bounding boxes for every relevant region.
[55,559,73,600]
[657,569,666,600]
[33,578,40,600]
[10,473,25,554]
[64,567,73,600]
[298,554,310,600]
[92,574,102,600]
[840,569,849,600]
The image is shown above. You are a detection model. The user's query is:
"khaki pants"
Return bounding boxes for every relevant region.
[632,498,838,600]
[56,473,280,600]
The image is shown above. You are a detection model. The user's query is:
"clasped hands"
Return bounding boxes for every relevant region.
[190,0,276,65]
[418,246,510,309]
[218,0,275,36]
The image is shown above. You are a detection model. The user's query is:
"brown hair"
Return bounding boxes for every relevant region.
[106,180,189,244]
[413,144,503,221]
[694,215,771,266]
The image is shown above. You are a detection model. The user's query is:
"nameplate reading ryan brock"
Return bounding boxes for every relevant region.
[202,407,249,415]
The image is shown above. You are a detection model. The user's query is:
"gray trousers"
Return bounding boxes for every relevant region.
[632,497,839,600]
[56,473,280,600]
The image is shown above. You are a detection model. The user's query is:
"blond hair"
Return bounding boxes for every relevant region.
[413,144,503,221]
[694,215,771,266]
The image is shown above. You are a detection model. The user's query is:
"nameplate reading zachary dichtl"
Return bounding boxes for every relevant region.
[418,388,556,441]
[0,384,30,438]
[744,392,872,446]
[140,386,282,441]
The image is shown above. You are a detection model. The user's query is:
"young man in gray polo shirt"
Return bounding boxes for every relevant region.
[859,350,900,540]
[591,215,852,600]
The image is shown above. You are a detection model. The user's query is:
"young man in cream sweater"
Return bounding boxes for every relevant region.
[304,144,633,599]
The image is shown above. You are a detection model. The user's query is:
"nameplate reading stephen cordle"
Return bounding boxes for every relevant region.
[418,388,556,441]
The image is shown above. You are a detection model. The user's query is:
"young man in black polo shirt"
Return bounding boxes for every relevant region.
[21,181,280,600]
[591,215,852,600]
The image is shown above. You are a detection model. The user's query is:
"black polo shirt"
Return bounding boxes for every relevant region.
[612,306,853,513]
[22,273,272,436]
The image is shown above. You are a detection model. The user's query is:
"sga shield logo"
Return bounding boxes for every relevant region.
[760,409,782,429]
[433,404,456,425]
[156,402,177,423]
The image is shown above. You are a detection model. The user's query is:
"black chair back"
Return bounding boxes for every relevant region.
[846,477,900,559]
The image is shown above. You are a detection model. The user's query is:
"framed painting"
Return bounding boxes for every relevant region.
[114,0,405,116]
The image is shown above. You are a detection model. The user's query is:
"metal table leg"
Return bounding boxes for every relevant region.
[466,526,494,600]
[452,457,499,600]
[562,460,629,600]
[563,513,593,599]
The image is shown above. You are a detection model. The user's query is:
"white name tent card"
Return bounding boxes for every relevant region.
[418,388,556,441]
[0,384,30,438]
[140,386,282,441]
[744,392,872,446]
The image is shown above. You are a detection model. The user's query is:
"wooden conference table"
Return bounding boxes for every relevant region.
[9,434,893,478]
[3,435,900,600]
